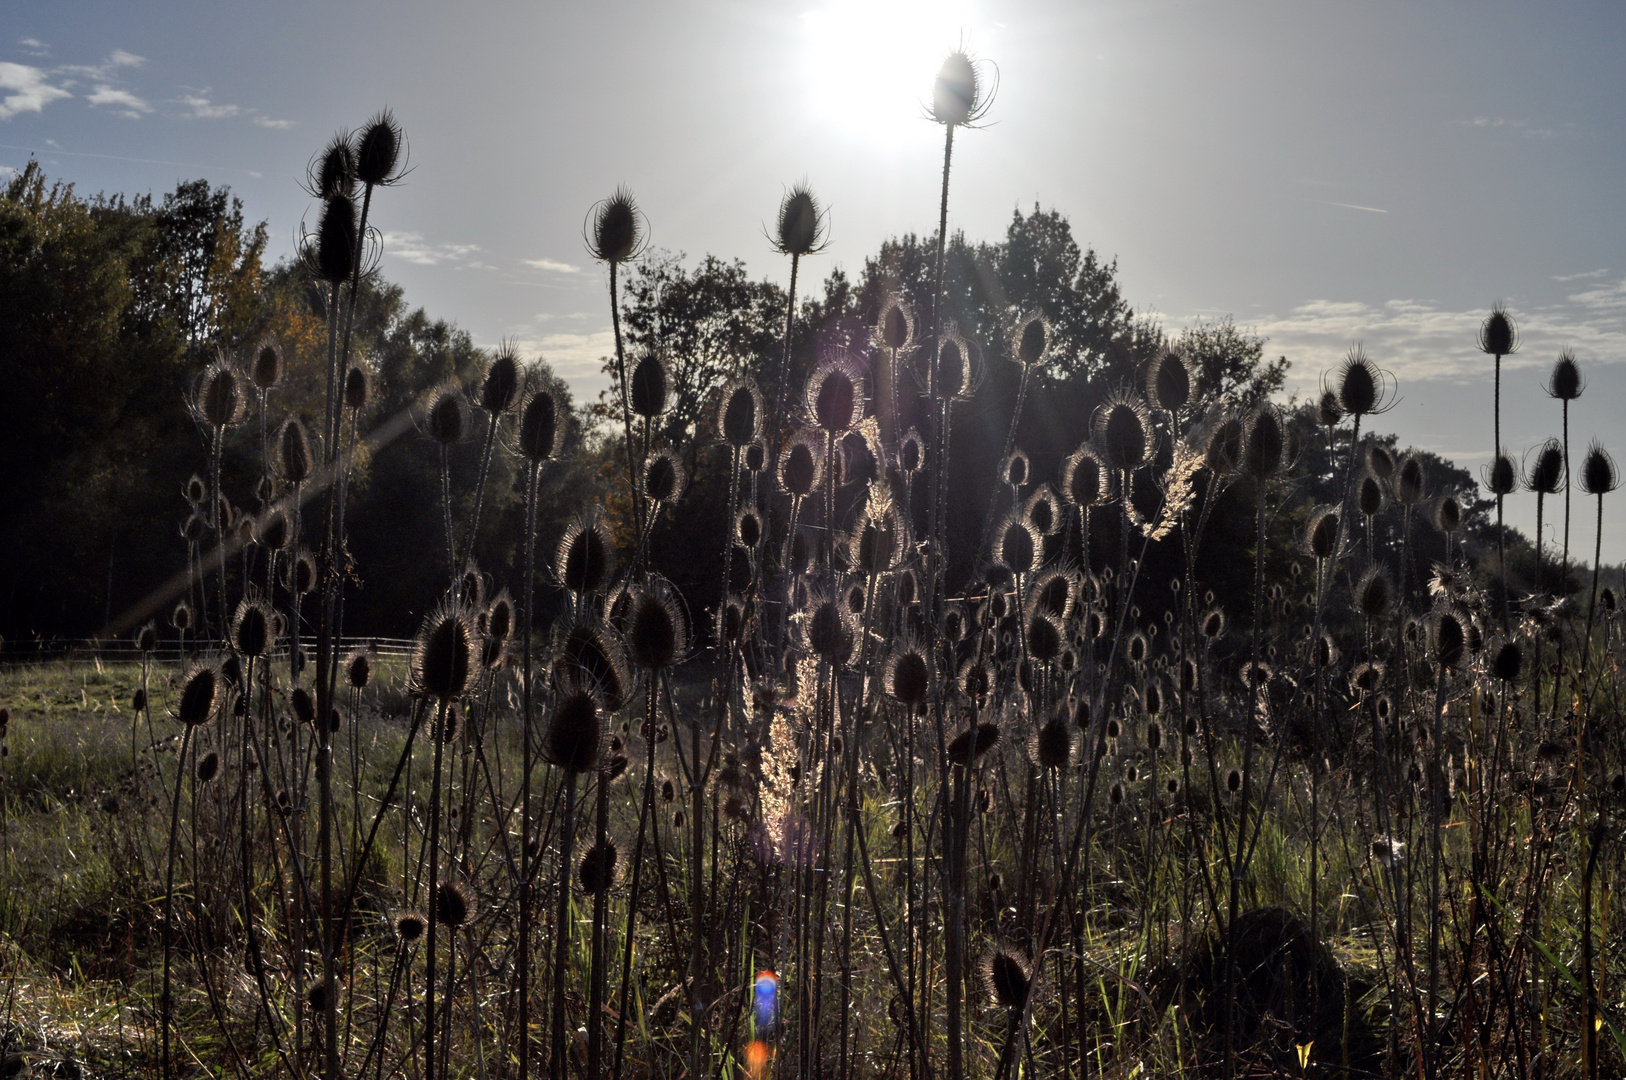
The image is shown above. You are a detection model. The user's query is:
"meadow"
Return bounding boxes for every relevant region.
[0,50,1624,1080]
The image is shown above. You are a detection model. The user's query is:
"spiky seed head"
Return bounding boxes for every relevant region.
[641,449,688,505]
[1434,611,1466,671]
[176,664,219,727]
[1144,682,1164,716]
[589,188,642,264]
[1435,495,1461,535]
[556,513,614,594]
[290,685,316,726]
[232,598,272,657]
[805,595,855,663]
[544,679,606,775]
[807,353,865,432]
[1355,566,1392,618]
[1026,611,1063,661]
[252,340,282,390]
[719,380,761,448]
[275,415,312,485]
[256,509,289,552]
[1238,661,1273,690]
[779,436,822,497]
[1202,607,1226,639]
[344,650,370,689]
[774,185,824,256]
[172,600,193,631]
[629,352,669,419]
[434,880,473,927]
[741,442,766,475]
[934,331,976,399]
[485,593,514,643]
[877,296,914,351]
[579,840,621,894]
[959,658,992,703]
[196,750,219,783]
[996,515,1041,576]
[514,386,559,462]
[1392,454,1425,506]
[1001,449,1030,488]
[1205,416,1243,476]
[313,133,356,199]
[885,645,931,706]
[1145,718,1164,750]
[946,722,1001,766]
[943,604,967,643]
[1526,440,1564,495]
[1149,349,1191,411]
[1062,444,1103,507]
[1127,631,1149,664]
[1359,474,1384,517]
[932,51,984,125]
[480,350,520,415]
[411,606,474,702]
[1110,781,1125,804]
[1306,506,1340,560]
[1548,349,1583,401]
[395,911,426,944]
[1313,634,1338,669]
[1581,442,1618,495]
[627,581,687,671]
[354,109,403,186]
[736,506,763,549]
[290,551,316,595]
[1491,640,1522,682]
[1096,396,1151,471]
[1024,486,1058,536]
[1241,406,1286,481]
[1013,312,1049,367]
[342,365,369,411]
[1179,657,1198,692]
[1031,569,1076,620]
[1368,443,1395,480]
[1479,304,1518,357]
[855,507,902,573]
[136,623,158,653]
[554,618,631,712]
[1338,347,1382,416]
[1485,452,1518,497]
[314,194,358,283]
[197,356,245,431]
[184,473,207,506]
[1030,715,1076,769]
[1227,768,1243,793]
[425,389,465,446]
[1316,389,1343,428]
[898,428,924,474]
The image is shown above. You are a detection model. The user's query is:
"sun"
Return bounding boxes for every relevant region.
[800,0,979,143]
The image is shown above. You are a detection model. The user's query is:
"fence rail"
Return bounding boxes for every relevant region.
[0,637,418,666]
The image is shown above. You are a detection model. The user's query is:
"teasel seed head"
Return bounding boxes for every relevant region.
[932,50,993,126]
[1012,311,1050,368]
[195,354,246,432]
[1095,394,1152,472]
[778,433,824,498]
[932,329,978,400]
[1434,610,1467,671]
[1305,505,1340,560]
[629,352,670,419]
[719,379,762,448]
[1547,348,1583,401]
[854,503,904,573]
[354,108,404,187]
[996,514,1041,576]
[773,184,826,256]
[424,387,466,446]
[480,348,521,416]
[884,642,931,707]
[1205,416,1244,477]
[1031,713,1077,769]
[1148,347,1191,412]
[897,428,924,475]
[1526,439,1564,495]
[1359,474,1385,517]
[137,623,158,653]
[1312,633,1338,669]
[1201,607,1226,640]
[588,187,644,264]
[1226,768,1243,793]
[1337,346,1389,416]
[876,295,915,352]
[232,597,273,658]
[1241,405,1287,482]
[1001,448,1030,489]
[946,722,1001,767]
[1484,451,1518,497]
[1396,454,1426,506]
[641,448,688,505]
[346,650,371,689]
[1355,566,1393,619]
[410,605,474,702]
[313,193,359,283]
[554,616,632,711]
[1061,444,1103,508]
[310,132,356,199]
[196,750,219,783]
[543,676,607,775]
[1030,568,1077,620]
[276,415,313,485]
[1435,495,1462,535]
[171,600,193,631]
[434,880,473,927]
[626,578,689,671]
[1479,303,1518,357]
[289,550,317,595]
[252,339,282,390]
[807,350,866,432]
[736,506,763,550]
[1025,485,1060,536]
[175,663,219,727]
[579,839,622,895]
[1110,781,1125,804]
[395,911,427,944]
[1491,640,1522,682]
[556,511,614,595]
[1581,441,1618,496]
[1316,389,1343,428]
[804,592,856,664]
[1026,610,1064,662]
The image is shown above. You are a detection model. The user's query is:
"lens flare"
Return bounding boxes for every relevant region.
[753,970,778,1033]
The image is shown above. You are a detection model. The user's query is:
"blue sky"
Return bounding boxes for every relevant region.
[5,0,1626,558]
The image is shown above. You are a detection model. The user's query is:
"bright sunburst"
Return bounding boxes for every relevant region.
[800,0,979,142]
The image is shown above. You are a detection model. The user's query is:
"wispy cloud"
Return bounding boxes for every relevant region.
[1463,116,1570,139]
[253,115,292,129]
[380,231,492,270]
[1211,283,1626,393]
[176,91,239,119]
[87,84,150,118]
[16,39,49,58]
[509,330,615,386]
[1554,269,1609,283]
[0,62,71,119]
[58,49,145,81]
[522,257,581,274]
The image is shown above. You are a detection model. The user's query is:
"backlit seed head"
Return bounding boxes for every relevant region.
[876,295,915,352]
[411,605,474,702]
[719,379,762,448]
[1355,566,1393,619]
[885,643,931,707]
[276,415,313,485]
[1095,395,1152,472]
[1367,443,1395,480]
[946,722,1002,767]
[185,474,207,506]
[931,329,978,401]
[480,349,521,415]
[1030,568,1077,620]
[898,428,924,474]
[1581,441,1618,496]
[933,50,993,126]
[310,132,356,199]
[196,750,219,783]
[1029,714,1076,769]
[807,351,866,432]
[1312,633,1338,669]
[1484,451,1518,497]
[1396,454,1426,506]
[996,515,1041,576]
[1144,682,1164,716]
[175,664,219,727]
[553,617,632,712]
[626,578,689,671]
[232,598,272,657]
[543,676,607,775]
[1526,440,1564,496]
[313,193,358,283]
[1305,506,1340,560]
[1359,474,1384,517]
[641,448,688,505]
[774,184,826,256]
[1434,495,1462,535]
[1434,611,1466,671]
[289,550,317,595]
[172,601,193,631]
[1241,405,1287,481]
[1202,607,1226,640]
[423,387,465,446]
[959,658,992,704]
[346,650,371,689]
[252,339,282,390]
[354,109,404,187]
[1547,349,1583,402]
[1062,444,1103,507]
[629,352,670,419]
[434,880,473,927]
[137,623,158,653]
[588,188,644,264]
[980,946,1032,1009]
[579,840,622,895]
[1226,768,1242,793]
[736,506,763,549]
[1337,346,1386,416]
[1145,720,1163,751]
[556,512,614,595]
[854,503,904,573]
[779,433,824,498]
[1205,416,1244,477]
[1026,486,1060,537]
[1001,448,1030,489]
[1148,348,1191,412]
[804,594,855,664]
[1479,304,1518,357]
[1491,640,1522,682]
[1012,312,1049,368]
[195,354,246,431]
[395,911,427,944]
[1127,631,1148,664]
[1180,658,1197,692]
[1026,611,1063,662]
[1316,389,1344,428]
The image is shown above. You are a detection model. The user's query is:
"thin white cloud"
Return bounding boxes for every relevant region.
[1316,200,1387,214]
[87,84,150,118]
[58,50,147,81]
[523,257,582,274]
[106,49,143,68]
[16,39,49,58]
[508,330,615,385]
[380,231,492,270]
[1554,269,1609,283]
[253,115,293,129]
[176,92,239,119]
[0,62,71,119]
